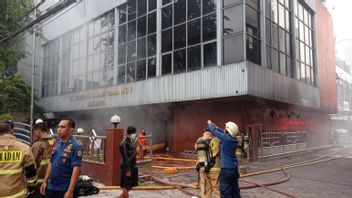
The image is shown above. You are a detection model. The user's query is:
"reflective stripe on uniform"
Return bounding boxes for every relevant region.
[200,167,221,172]
[0,168,23,175]
[40,158,50,166]
[0,189,26,198]
[37,178,44,184]
[26,175,37,185]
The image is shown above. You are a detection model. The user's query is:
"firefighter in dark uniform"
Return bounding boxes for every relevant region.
[40,118,82,198]
[0,121,38,198]
[29,122,55,198]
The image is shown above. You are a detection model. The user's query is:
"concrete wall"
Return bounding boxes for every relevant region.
[315,0,337,114]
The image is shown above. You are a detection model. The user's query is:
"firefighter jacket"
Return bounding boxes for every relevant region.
[195,135,221,172]
[0,134,37,198]
[31,137,55,185]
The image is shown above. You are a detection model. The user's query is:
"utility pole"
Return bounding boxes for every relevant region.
[30,0,37,144]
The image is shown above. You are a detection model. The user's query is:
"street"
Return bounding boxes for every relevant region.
[87,144,352,198]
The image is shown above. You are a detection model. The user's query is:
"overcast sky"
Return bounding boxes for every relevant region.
[325,0,352,42]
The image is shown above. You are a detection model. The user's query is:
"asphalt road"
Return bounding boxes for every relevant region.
[87,145,352,198]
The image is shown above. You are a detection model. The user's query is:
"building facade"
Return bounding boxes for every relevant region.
[35,0,336,152]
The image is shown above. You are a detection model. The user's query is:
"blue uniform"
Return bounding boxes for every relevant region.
[207,123,241,198]
[47,136,82,192]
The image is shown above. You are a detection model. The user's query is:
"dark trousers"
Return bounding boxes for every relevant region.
[45,189,78,198]
[220,168,241,198]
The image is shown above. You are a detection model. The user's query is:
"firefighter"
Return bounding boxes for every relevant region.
[0,120,38,198]
[29,122,55,198]
[207,120,241,198]
[40,118,82,198]
[137,128,147,159]
[195,128,221,198]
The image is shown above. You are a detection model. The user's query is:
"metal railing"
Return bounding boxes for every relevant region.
[73,129,106,163]
[260,131,308,157]
[13,122,31,145]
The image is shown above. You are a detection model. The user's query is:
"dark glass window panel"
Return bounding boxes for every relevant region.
[149,0,156,11]
[119,4,127,24]
[279,52,286,75]
[162,54,172,75]
[188,19,201,45]
[188,45,201,71]
[223,34,244,64]
[148,12,157,33]
[271,23,278,48]
[138,0,147,16]
[247,0,259,9]
[137,37,146,59]
[174,49,186,73]
[204,42,217,67]
[188,0,201,20]
[287,56,292,77]
[128,21,136,42]
[162,5,173,29]
[285,32,291,55]
[247,36,261,65]
[128,0,136,21]
[174,24,186,49]
[223,5,243,36]
[127,62,136,82]
[265,0,271,17]
[148,57,156,78]
[127,41,136,62]
[163,0,172,5]
[265,19,271,44]
[246,5,259,37]
[174,0,186,25]
[279,28,285,52]
[162,29,173,53]
[203,14,217,42]
[137,16,147,38]
[118,45,127,64]
[223,0,242,7]
[119,25,127,44]
[266,46,271,69]
[271,48,279,72]
[148,34,156,56]
[137,59,146,81]
[203,0,216,15]
[118,65,126,84]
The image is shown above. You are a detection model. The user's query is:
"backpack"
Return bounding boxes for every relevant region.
[196,138,216,173]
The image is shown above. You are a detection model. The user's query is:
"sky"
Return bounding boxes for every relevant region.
[324,0,352,42]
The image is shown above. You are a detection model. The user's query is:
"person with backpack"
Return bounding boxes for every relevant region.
[119,126,138,198]
[195,128,221,198]
[207,120,241,198]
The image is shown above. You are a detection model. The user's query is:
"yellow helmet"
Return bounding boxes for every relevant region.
[225,121,238,137]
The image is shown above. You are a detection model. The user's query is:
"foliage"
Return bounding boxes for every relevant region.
[0,0,34,79]
[0,113,13,121]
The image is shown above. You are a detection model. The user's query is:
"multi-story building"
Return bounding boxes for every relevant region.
[33,0,336,153]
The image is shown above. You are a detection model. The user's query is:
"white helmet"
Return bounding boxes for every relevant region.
[35,119,44,124]
[225,121,238,137]
[77,128,84,134]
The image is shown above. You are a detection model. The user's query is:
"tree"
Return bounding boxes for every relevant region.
[0,0,44,121]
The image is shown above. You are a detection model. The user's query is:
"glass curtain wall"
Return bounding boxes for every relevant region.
[87,11,115,89]
[117,0,157,84]
[161,0,217,75]
[42,39,59,97]
[246,0,261,65]
[223,0,244,64]
[61,26,86,94]
[294,0,315,86]
[265,0,292,76]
